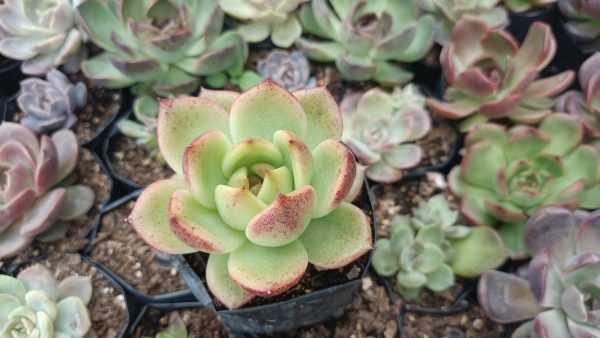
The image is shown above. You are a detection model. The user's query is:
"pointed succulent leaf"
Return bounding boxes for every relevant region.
[273,131,313,189]
[214,185,267,231]
[293,87,343,149]
[206,254,255,310]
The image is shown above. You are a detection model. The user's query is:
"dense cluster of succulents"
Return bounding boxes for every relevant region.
[0,264,93,337]
[0,123,95,258]
[257,50,315,91]
[449,113,600,258]
[219,0,308,48]
[340,85,431,183]
[130,80,372,309]
[502,0,556,13]
[118,96,160,159]
[478,208,600,338]
[427,16,574,130]
[296,0,435,85]
[417,0,509,45]
[17,69,87,134]
[0,0,86,75]
[143,313,187,338]
[558,0,600,51]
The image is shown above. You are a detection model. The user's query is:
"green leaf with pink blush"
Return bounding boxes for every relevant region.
[129,179,197,254]
[17,264,59,300]
[539,113,583,156]
[300,202,372,269]
[157,97,230,175]
[221,138,283,177]
[256,167,294,204]
[460,140,505,190]
[198,88,240,112]
[273,131,313,190]
[214,185,266,231]
[292,87,343,149]
[0,219,34,259]
[58,185,94,220]
[228,241,308,297]
[20,188,67,236]
[169,189,246,254]
[206,254,255,310]
[229,79,307,143]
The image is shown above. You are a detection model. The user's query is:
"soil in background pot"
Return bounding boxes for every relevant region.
[402,306,505,338]
[91,200,187,296]
[414,115,457,169]
[132,307,233,338]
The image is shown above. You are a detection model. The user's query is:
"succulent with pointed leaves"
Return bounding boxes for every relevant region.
[427,16,574,130]
[412,194,472,240]
[17,69,87,134]
[129,80,372,310]
[503,0,556,13]
[296,0,435,85]
[0,0,87,75]
[478,208,600,338]
[118,96,161,159]
[257,49,316,92]
[558,0,600,51]
[77,0,248,99]
[449,113,600,258]
[417,0,509,45]
[340,85,431,183]
[142,313,187,338]
[0,123,95,258]
[219,0,308,48]
[0,264,93,337]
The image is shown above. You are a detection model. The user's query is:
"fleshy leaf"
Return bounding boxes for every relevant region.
[206,254,255,310]
[198,88,239,111]
[221,138,283,177]
[17,264,59,300]
[55,296,92,338]
[25,290,57,320]
[273,130,313,190]
[58,185,95,220]
[58,276,92,305]
[256,167,294,204]
[292,87,343,149]
[450,226,506,278]
[214,185,266,231]
[372,239,400,277]
[19,188,67,236]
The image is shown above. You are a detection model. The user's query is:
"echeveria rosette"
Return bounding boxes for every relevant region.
[17,69,87,134]
[503,0,556,13]
[219,0,309,48]
[0,123,95,258]
[257,49,316,92]
[427,16,575,130]
[129,80,372,309]
[0,0,87,75]
[416,0,509,45]
[296,0,435,85]
[478,208,600,338]
[558,0,600,52]
[340,85,432,183]
[0,264,93,337]
[449,113,600,258]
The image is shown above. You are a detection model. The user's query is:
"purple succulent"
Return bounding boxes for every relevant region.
[257,50,316,92]
[558,0,600,51]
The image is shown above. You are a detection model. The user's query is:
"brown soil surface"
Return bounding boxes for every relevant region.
[415,116,456,168]
[132,307,233,338]
[91,200,187,295]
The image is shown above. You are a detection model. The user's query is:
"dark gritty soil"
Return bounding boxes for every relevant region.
[415,116,457,168]
[91,200,187,295]
[132,307,233,338]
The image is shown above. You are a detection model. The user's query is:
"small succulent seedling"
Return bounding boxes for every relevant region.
[478,208,600,338]
[143,313,187,338]
[0,123,95,258]
[118,96,161,160]
[0,264,93,337]
[296,0,435,85]
[427,16,574,130]
[129,80,372,310]
[503,0,556,13]
[449,113,600,258]
[257,50,316,92]
[17,69,87,134]
[559,0,600,51]
[340,85,431,183]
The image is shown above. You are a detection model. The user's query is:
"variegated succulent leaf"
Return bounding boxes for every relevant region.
[0,264,93,338]
[341,85,432,183]
[129,80,372,310]
[558,0,600,52]
[257,49,316,92]
[296,0,435,85]
[0,123,95,258]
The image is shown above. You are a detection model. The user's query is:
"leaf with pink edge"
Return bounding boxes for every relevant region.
[50,129,78,186]
[55,297,92,337]
[0,141,34,171]
[383,144,422,169]
[426,98,479,119]
[576,211,600,253]
[157,97,230,175]
[221,138,283,177]
[229,79,307,143]
[366,160,404,183]
[484,200,526,223]
[478,95,522,118]
[562,252,600,286]
[528,250,562,308]
[506,128,550,162]
[228,241,308,297]
[214,185,266,231]
[256,167,294,204]
[522,71,575,99]
[310,140,356,218]
[293,87,343,149]
[539,113,583,156]
[206,254,255,310]
[34,135,58,194]
[454,68,498,97]
[129,179,197,254]
[532,310,571,338]
[3,164,33,203]
[20,188,66,237]
[460,140,505,190]
[524,208,577,259]
[513,22,556,74]
[566,318,600,338]
[58,276,92,305]
[0,123,39,158]
[0,219,33,259]
[198,88,240,111]
[344,164,366,203]
[0,189,35,232]
[58,185,94,220]
[17,264,59,299]
[273,131,313,190]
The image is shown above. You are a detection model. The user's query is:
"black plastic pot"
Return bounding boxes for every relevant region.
[174,178,377,334]
[549,17,592,78]
[507,5,558,43]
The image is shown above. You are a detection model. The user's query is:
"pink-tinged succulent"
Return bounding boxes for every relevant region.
[427,16,574,130]
[0,264,93,337]
[478,208,600,338]
[449,113,600,258]
[341,85,432,183]
[558,0,600,51]
[129,80,372,310]
[0,123,95,258]
[257,49,316,92]
[503,0,556,13]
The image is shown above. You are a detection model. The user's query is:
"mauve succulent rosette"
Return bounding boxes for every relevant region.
[427,16,574,130]
[0,123,95,259]
[558,0,600,51]
[129,80,372,310]
[449,113,600,258]
[257,49,316,92]
[478,208,600,338]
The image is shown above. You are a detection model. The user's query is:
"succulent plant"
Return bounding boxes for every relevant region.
[142,313,187,338]
[340,85,431,183]
[17,69,87,134]
[478,208,600,338]
[449,113,600,258]
[503,0,556,13]
[219,0,308,48]
[118,96,160,159]
[558,0,600,51]
[257,49,316,92]
[0,0,87,75]
[0,123,95,258]
[412,194,472,239]
[77,0,249,100]
[427,16,574,130]
[0,263,93,337]
[416,0,509,45]
[129,80,372,310]
[296,0,435,85]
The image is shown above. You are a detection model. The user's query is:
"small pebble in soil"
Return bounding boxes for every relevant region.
[442,328,465,338]
[473,319,485,331]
